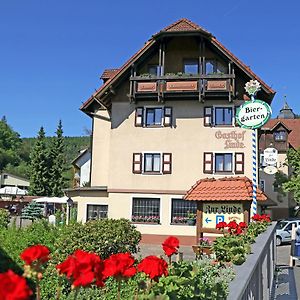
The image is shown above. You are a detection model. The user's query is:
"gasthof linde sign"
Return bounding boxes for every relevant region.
[203,203,244,229]
[215,130,246,149]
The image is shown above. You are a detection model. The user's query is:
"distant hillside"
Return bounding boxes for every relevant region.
[4,136,90,184]
[22,136,90,165]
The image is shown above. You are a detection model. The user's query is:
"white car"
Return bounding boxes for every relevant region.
[276,219,300,246]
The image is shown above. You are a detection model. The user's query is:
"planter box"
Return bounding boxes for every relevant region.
[166,81,198,91]
[192,245,213,258]
[137,82,157,92]
[206,80,228,91]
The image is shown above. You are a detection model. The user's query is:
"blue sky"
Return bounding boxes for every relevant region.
[1,0,300,137]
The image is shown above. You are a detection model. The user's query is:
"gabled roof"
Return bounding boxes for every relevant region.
[262,119,300,149]
[184,176,267,201]
[81,18,275,113]
[100,69,120,81]
[71,148,91,167]
[155,18,212,36]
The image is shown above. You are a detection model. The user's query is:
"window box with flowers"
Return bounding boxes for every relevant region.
[187,211,196,226]
[131,215,160,224]
[171,216,189,225]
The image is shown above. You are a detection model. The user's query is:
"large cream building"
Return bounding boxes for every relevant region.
[68,19,275,244]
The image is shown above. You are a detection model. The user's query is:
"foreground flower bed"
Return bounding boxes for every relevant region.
[0,223,235,300]
[213,214,272,265]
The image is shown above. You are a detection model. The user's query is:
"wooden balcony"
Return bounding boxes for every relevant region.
[129,74,235,102]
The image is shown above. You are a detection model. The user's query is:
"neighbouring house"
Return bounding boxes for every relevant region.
[0,172,29,191]
[72,148,91,187]
[66,19,275,244]
[259,101,300,219]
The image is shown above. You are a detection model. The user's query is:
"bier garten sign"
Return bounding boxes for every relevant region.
[236,100,272,129]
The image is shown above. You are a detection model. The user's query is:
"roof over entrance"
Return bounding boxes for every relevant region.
[184,176,267,202]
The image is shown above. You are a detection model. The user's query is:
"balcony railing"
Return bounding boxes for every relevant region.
[129,73,235,102]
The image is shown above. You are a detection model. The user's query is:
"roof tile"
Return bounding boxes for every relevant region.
[184,176,267,202]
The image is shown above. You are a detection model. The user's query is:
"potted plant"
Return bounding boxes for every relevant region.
[187,211,196,226]
[192,237,213,258]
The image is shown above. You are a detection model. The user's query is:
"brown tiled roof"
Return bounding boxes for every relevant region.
[80,39,155,111]
[100,69,120,80]
[158,18,211,35]
[211,38,275,96]
[262,119,300,149]
[81,18,275,112]
[184,176,267,201]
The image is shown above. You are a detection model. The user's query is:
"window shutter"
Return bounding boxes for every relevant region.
[203,152,213,174]
[234,106,239,126]
[163,107,172,127]
[162,153,172,174]
[135,107,144,127]
[235,153,244,174]
[132,153,142,174]
[204,107,213,126]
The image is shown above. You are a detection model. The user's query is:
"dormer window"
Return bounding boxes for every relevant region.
[183,59,199,74]
[274,130,287,142]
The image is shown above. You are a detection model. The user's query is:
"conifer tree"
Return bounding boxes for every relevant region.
[49,120,66,196]
[21,201,44,221]
[29,127,51,196]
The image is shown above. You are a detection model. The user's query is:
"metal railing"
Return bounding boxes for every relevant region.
[227,222,277,300]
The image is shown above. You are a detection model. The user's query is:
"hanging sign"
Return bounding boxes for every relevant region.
[263,165,278,175]
[263,148,278,165]
[236,100,272,129]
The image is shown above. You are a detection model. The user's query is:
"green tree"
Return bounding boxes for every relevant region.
[0,116,22,171]
[29,127,51,196]
[49,120,67,196]
[283,148,300,204]
[21,201,44,221]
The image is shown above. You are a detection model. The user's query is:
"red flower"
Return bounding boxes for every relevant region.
[20,244,50,266]
[138,256,168,282]
[0,270,33,300]
[252,214,262,221]
[261,214,271,222]
[162,236,179,257]
[56,250,105,288]
[227,221,238,229]
[102,253,136,280]
[239,222,247,229]
[216,221,227,229]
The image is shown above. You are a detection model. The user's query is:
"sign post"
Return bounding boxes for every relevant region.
[237,80,272,218]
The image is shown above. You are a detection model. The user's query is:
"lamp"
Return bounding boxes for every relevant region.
[66,197,74,225]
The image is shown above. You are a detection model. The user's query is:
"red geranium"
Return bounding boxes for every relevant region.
[0,270,33,300]
[138,255,168,282]
[20,244,50,266]
[162,236,179,257]
[252,214,271,223]
[216,221,227,229]
[56,250,105,288]
[239,222,247,229]
[102,252,136,280]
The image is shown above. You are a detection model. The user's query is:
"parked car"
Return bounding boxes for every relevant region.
[276,218,300,246]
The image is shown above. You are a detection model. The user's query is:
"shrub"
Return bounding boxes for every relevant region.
[212,235,250,265]
[148,258,234,299]
[0,208,10,229]
[54,219,141,261]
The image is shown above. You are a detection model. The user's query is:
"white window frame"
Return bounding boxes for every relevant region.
[213,105,234,127]
[130,196,162,225]
[85,203,109,222]
[142,151,163,175]
[214,151,234,173]
[144,106,164,128]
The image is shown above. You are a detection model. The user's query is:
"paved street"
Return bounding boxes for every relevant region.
[272,244,300,300]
